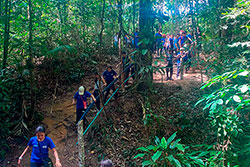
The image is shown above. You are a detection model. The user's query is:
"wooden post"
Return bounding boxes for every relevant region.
[180,62,184,80]
[78,120,85,167]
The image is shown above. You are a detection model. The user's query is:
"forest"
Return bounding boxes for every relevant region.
[0,0,249,166]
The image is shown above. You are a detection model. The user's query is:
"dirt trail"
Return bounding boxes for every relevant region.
[153,56,207,83]
[2,54,206,167]
[3,76,94,167]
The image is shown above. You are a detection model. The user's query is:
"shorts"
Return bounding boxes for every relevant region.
[30,162,43,167]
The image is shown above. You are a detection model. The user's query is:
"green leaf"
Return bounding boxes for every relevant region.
[166,132,177,147]
[142,49,148,55]
[170,139,181,149]
[146,145,156,150]
[203,102,213,110]
[161,137,168,149]
[137,147,149,152]
[155,136,160,145]
[195,98,205,107]
[152,151,162,162]
[142,160,153,167]
[134,153,145,159]
[176,144,185,152]
[189,156,205,165]
[173,158,182,167]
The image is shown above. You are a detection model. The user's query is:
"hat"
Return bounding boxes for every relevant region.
[35,125,46,134]
[79,86,85,95]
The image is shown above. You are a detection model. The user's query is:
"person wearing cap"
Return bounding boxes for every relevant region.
[176,47,185,78]
[73,86,96,126]
[102,66,118,102]
[18,125,62,167]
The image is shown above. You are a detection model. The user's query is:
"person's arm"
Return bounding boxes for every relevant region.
[116,62,122,68]
[72,99,76,105]
[18,146,30,166]
[52,148,62,167]
[101,76,107,86]
[91,94,96,102]
[178,39,182,48]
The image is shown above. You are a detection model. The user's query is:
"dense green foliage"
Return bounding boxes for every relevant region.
[0,0,249,166]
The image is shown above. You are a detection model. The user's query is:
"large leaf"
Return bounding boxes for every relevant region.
[137,147,149,152]
[133,153,145,159]
[166,132,177,147]
[142,160,153,167]
[152,151,162,162]
[161,137,167,149]
[142,49,148,55]
[176,144,185,152]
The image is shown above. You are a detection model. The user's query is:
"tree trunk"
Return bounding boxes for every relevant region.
[133,0,135,32]
[27,0,35,118]
[139,0,154,91]
[117,0,123,89]
[99,0,106,45]
[78,120,85,167]
[2,0,10,69]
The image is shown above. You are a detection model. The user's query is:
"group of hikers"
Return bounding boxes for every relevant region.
[114,28,195,80]
[18,65,123,166]
[18,28,196,167]
[155,29,194,80]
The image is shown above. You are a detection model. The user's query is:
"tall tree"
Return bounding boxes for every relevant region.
[99,0,106,45]
[27,0,35,118]
[2,0,10,69]
[138,0,154,90]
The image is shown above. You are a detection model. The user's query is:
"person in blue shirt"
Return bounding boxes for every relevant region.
[155,30,162,57]
[73,86,96,126]
[102,66,118,102]
[186,32,193,44]
[134,28,139,49]
[173,34,180,54]
[168,34,174,54]
[18,125,62,167]
[178,32,187,47]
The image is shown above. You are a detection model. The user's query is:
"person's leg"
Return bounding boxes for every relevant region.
[30,162,42,167]
[104,86,111,102]
[93,90,100,110]
[125,69,130,85]
[76,108,84,123]
[170,65,173,80]
[111,84,118,98]
[166,66,169,80]
[177,63,180,78]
